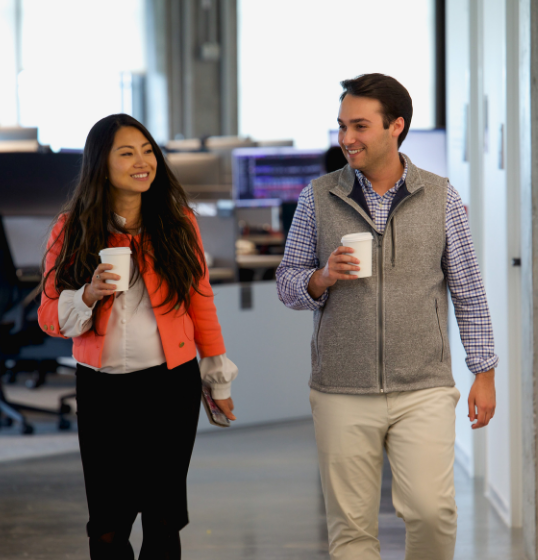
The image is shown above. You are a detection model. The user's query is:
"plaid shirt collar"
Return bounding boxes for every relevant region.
[354,154,409,198]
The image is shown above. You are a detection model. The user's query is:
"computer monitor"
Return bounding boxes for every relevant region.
[255,139,294,148]
[0,152,82,215]
[3,216,54,268]
[0,127,38,142]
[399,129,447,177]
[328,128,447,176]
[165,138,203,152]
[232,147,325,206]
[166,152,221,185]
[329,129,339,147]
[207,137,257,184]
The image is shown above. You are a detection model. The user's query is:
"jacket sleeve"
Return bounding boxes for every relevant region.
[186,211,227,359]
[37,216,70,339]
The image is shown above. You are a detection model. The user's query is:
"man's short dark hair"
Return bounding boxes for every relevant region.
[340,73,413,148]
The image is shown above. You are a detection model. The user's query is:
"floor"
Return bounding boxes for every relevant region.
[0,404,525,560]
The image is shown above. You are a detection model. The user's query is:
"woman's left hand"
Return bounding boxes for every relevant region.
[214,397,236,421]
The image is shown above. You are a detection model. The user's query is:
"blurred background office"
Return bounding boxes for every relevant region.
[0,0,537,559]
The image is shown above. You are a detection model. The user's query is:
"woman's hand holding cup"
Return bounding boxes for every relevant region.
[82,263,121,307]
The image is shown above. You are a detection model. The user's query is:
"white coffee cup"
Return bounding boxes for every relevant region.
[341,232,374,278]
[99,247,132,291]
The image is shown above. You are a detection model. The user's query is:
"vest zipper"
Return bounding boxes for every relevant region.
[333,184,425,394]
[391,218,396,267]
[378,235,384,392]
[377,189,423,393]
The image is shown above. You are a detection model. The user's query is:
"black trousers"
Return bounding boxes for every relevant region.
[76,359,202,560]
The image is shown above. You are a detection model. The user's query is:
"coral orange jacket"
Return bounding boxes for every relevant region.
[38,212,226,369]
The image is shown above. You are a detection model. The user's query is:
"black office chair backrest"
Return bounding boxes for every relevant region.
[0,216,19,318]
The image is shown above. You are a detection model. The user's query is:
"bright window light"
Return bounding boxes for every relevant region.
[238,0,436,149]
[18,0,146,150]
[0,0,19,126]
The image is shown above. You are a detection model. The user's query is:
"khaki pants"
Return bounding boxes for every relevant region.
[310,386,460,560]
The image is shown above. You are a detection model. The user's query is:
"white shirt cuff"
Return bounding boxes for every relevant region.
[199,353,238,399]
[73,284,96,315]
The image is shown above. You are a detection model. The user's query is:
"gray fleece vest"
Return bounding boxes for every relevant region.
[310,156,454,395]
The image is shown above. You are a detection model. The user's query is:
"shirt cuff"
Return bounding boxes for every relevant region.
[466,354,499,374]
[209,382,233,400]
[199,353,238,399]
[73,284,96,316]
[300,269,329,310]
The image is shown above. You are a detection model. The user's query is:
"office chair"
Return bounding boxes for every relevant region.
[0,216,72,434]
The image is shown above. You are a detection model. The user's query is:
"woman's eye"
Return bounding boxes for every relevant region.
[145,149,153,154]
[121,152,132,157]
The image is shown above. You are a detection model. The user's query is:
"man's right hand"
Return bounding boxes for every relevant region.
[82,264,120,307]
[307,246,360,300]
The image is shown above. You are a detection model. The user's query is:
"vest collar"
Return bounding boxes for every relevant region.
[332,153,423,196]
[401,154,426,193]
[328,154,424,235]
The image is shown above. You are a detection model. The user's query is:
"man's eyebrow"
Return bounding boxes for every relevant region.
[115,142,151,151]
[337,118,372,124]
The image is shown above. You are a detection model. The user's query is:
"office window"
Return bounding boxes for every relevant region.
[17,0,146,150]
[0,0,19,126]
[238,0,436,149]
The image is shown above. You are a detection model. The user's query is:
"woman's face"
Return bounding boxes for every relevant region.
[107,126,157,196]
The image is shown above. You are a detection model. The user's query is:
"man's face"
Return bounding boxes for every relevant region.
[337,95,402,173]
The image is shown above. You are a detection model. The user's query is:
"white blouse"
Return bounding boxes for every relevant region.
[58,261,237,400]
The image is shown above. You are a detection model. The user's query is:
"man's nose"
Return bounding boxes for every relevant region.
[341,129,355,147]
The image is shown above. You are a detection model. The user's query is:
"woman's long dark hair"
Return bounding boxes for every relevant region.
[42,113,206,316]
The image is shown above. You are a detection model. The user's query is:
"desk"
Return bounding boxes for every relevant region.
[236,254,283,281]
[236,254,283,269]
[208,267,236,282]
[240,234,284,246]
[184,184,232,200]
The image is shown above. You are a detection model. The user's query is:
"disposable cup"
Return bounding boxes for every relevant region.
[341,232,373,278]
[99,247,132,291]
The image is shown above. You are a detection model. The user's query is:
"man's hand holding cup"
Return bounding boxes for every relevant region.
[308,246,360,300]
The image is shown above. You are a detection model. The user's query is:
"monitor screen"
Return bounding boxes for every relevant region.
[329,128,447,176]
[0,152,82,215]
[232,147,325,205]
[329,129,339,147]
[399,129,447,177]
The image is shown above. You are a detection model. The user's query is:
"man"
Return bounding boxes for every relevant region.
[276,73,497,560]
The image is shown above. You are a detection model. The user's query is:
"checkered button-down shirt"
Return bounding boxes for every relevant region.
[276,159,499,375]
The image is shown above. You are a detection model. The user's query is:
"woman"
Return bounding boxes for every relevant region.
[38,113,238,559]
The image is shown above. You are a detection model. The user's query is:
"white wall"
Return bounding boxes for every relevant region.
[198,282,314,432]
[481,0,513,526]
[446,0,475,477]
[446,0,523,528]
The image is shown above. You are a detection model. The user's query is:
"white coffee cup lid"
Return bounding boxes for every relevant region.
[99,247,132,256]
[341,232,373,243]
